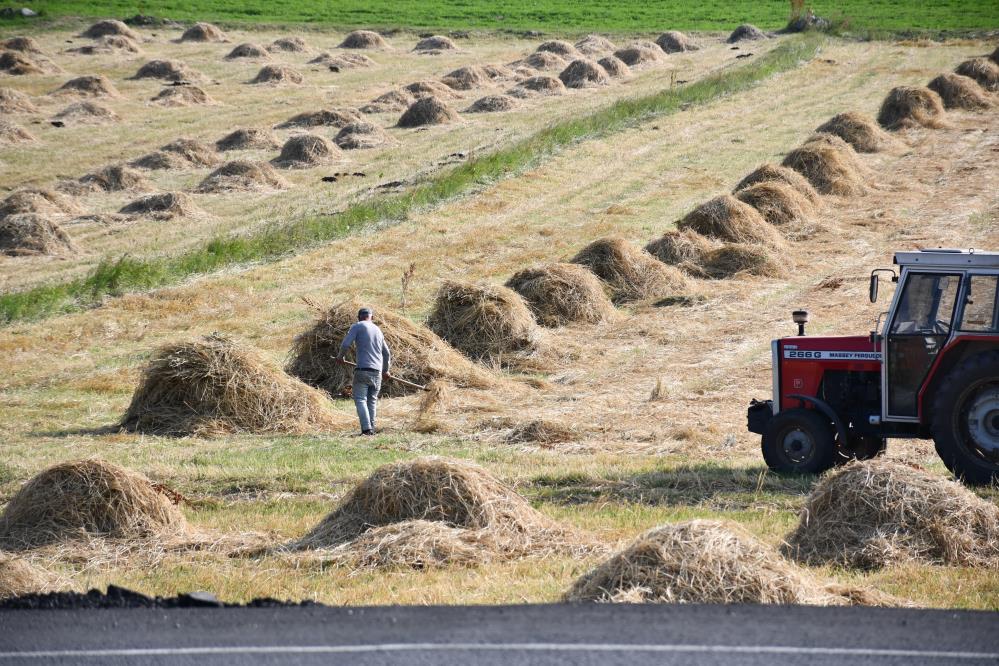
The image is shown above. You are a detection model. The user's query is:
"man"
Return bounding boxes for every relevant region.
[336,307,391,436]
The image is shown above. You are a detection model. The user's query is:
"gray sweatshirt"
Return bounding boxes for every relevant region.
[339,320,391,373]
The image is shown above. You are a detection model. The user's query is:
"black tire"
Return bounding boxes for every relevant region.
[931,350,999,485]
[762,408,837,475]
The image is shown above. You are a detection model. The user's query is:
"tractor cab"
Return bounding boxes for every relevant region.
[748,248,999,484]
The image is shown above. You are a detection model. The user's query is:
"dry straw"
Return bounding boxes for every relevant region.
[442,65,488,90]
[196,160,289,193]
[782,137,868,196]
[2,36,43,53]
[414,35,456,52]
[536,40,580,58]
[815,111,894,153]
[361,90,416,114]
[216,127,280,151]
[272,134,340,168]
[404,80,460,100]
[955,57,999,92]
[0,87,37,113]
[226,43,270,59]
[269,36,309,52]
[656,31,698,53]
[560,59,610,88]
[118,192,201,219]
[54,74,120,98]
[82,19,139,40]
[523,51,567,71]
[613,42,662,66]
[645,229,719,272]
[121,333,350,436]
[783,460,999,569]
[335,121,390,149]
[398,96,459,127]
[0,214,76,256]
[505,419,578,446]
[276,108,361,129]
[0,188,82,218]
[151,86,214,107]
[339,30,388,49]
[597,55,630,78]
[133,59,200,82]
[877,86,946,130]
[927,73,994,110]
[467,94,519,113]
[324,520,489,568]
[70,164,151,193]
[728,24,766,43]
[734,181,818,238]
[0,554,49,599]
[575,35,616,56]
[572,237,690,303]
[0,121,34,145]
[52,101,119,125]
[179,22,228,43]
[702,243,787,279]
[677,194,788,249]
[506,263,617,327]
[250,65,303,85]
[734,163,820,204]
[508,75,566,98]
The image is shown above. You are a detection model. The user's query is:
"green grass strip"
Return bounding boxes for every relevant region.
[0,34,822,325]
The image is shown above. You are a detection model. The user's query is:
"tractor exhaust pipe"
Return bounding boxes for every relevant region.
[792,310,810,336]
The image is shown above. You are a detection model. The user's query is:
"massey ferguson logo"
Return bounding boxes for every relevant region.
[784,350,882,361]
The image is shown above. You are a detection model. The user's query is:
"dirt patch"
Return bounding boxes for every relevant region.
[249,64,303,85]
[508,75,566,98]
[955,57,999,92]
[734,181,818,237]
[877,86,946,130]
[441,65,488,90]
[216,127,280,151]
[0,86,36,113]
[276,108,361,129]
[268,36,308,53]
[734,163,820,204]
[613,42,662,66]
[597,55,631,78]
[816,111,894,153]
[334,121,391,149]
[0,120,34,144]
[151,85,215,107]
[728,24,767,43]
[645,229,719,271]
[179,22,228,43]
[656,31,699,53]
[52,101,119,125]
[272,134,340,168]
[360,90,415,114]
[196,160,289,193]
[559,58,610,88]
[466,94,518,113]
[782,138,869,196]
[702,243,787,279]
[53,75,120,98]
[81,19,139,40]
[677,194,788,249]
[118,192,202,220]
[506,262,617,327]
[927,73,994,110]
[0,214,76,256]
[225,43,270,60]
[398,96,459,127]
[414,35,456,52]
[574,35,616,57]
[522,51,567,71]
[339,30,388,49]
[571,236,690,304]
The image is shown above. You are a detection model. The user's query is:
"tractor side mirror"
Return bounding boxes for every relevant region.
[869,274,879,303]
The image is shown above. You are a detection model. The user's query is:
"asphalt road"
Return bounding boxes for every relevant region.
[1,603,998,665]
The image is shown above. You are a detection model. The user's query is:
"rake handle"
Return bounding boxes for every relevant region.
[340,359,428,391]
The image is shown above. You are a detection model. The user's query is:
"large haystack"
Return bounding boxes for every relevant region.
[269,36,309,53]
[702,243,787,279]
[571,237,690,303]
[656,31,698,53]
[0,459,186,549]
[0,120,35,145]
[734,181,817,235]
[523,51,567,71]
[339,30,388,49]
[75,164,152,193]
[782,140,868,196]
[360,90,416,114]
[249,64,303,85]
[54,74,120,98]
[216,127,280,151]
[0,87,37,113]
[426,281,545,364]
[783,460,999,569]
[287,299,495,398]
[398,96,459,128]
[645,229,719,270]
[0,214,76,256]
[467,94,519,113]
[414,35,456,52]
[559,58,610,88]
[597,55,630,78]
[677,194,787,249]
[276,108,361,129]
[272,134,340,168]
[613,42,662,66]
[133,59,201,83]
[118,192,201,220]
[927,73,994,110]
[955,57,999,92]
[82,19,139,40]
[225,42,270,59]
[816,111,894,153]
[179,22,228,43]
[196,160,289,193]
[575,35,616,56]
[151,85,214,107]
[334,121,390,149]
[728,24,766,42]
[0,554,48,599]
[565,520,855,605]
[877,86,946,130]
[52,101,119,125]
[0,188,81,218]
[508,75,566,98]
[506,263,616,327]
[734,163,820,204]
[122,334,349,436]
[441,65,488,90]
[404,79,459,100]
[536,40,579,58]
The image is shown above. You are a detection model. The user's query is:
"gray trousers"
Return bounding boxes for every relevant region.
[352,369,382,432]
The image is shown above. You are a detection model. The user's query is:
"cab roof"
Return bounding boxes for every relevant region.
[894,248,999,269]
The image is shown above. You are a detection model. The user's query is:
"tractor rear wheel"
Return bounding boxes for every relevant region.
[837,435,886,464]
[762,408,837,475]
[931,351,999,485]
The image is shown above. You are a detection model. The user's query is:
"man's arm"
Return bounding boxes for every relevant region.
[381,337,391,377]
[336,323,358,363]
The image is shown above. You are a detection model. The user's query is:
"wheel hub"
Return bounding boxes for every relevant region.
[782,428,814,464]
[966,387,999,455]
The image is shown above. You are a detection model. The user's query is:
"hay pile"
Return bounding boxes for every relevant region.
[575,35,616,56]
[225,42,270,59]
[334,121,390,149]
[523,51,567,71]
[151,85,214,107]
[1,36,43,53]
[0,214,76,256]
[276,108,361,129]
[728,24,766,42]
[537,40,579,58]
[783,460,999,569]
[272,134,339,168]
[216,127,280,151]
[564,520,859,606]
[877,86,946,130]
[0,459,186,549]
[505,419,578,446]
[782,138,869,196]
[656,31,698,53]
[816,111,894,153]
[54,75,120,98]
[571,237,690,303]
[612,42,662,66]
[0,121,34,145]
[155,138,219,166]
[196,160,289,193]
[506,263,616,327]
[268,36,308,52]
[74,164,151,193]
[734,163,820,204]
[0,51,45,75]
[441,65,488,90]
[119,192,201,220]
[955,57,999,92]
[360,89,416,114]
[82,19,139,40]
[482,63,514,81]
[325,520,489,568]
[734,181,817,235]
[467,94,518,113]
[645,229,718,270]
[677,194,787,249]
[133,59,201,82]
[0,188,81,218]
[927,73,994,110]
[52,101,119,125]
[508,75,566,98]
[414,35,456,51]
[0,554,48,599]
[250,64,303,85]
[179,22,228,42]
[597,55,630,78]
[0,87,37,113]
[69,35,142,55]
[702,243,787,279]
[559,58,610,88]
[287,299,495,398]
[309,52,374,69]
[404,80,459,100]
[339,30,388,49]
[398,96,459,127]
[122,333,349,436]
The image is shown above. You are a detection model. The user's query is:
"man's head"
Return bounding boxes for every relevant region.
[357,307,373,321]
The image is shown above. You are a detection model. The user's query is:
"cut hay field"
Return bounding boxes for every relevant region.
[2,19,999,610]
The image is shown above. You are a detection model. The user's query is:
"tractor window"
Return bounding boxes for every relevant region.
[960,275,999,332]
[889,273,960,336]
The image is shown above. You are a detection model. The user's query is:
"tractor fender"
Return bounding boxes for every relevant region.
[787,393,849,446]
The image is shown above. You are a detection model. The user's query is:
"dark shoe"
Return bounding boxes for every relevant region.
[361,429,375,436]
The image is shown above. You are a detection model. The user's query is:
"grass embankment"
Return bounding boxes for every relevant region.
[4,0,999,33]
[0,34,823,324]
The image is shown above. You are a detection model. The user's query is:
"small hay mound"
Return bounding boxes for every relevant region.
[786,460,999,569]
[677,194,788,249]
[523,51,567,71]
[0,51,44,75]
[159,138,219,166]
[77,164,151,193]
[0,459,186,549]
[327,520,488,569]
[414,35,456,52]
[54,74,119,98]
[483,64,515,81]
[276,108,361,129]
[506,419,577,446]
[734,163,820,204]
[426,281,545,363]
[334,121,390,149]
[69,35,142,55]
[360,89,415,114]
[506,263,616,327]
[508,75,566,98]
[225,42,270,59]
[0,188,81,218]
[0,120,34,145]
[268,36,308,52]
[927,73,994,110]
[728,24,766,43]
[645,229,719,269]
[82,19,139,40]
[467,94,518,113]
[955,57,999,92]
[597,55,630,78]
[571,237,690,303]
[287,299,496,398]
[441,65,488,90]
[404,79,459,100]
[250,64,303,85]
[656,30,698,53]
[339,30,388,49]
[179,22,228,43]
[130,150,186,170]
[0,214,76,256]
[196,160,289,193]
[877,85,946,130]
[559,58,610,88]
[133,59,200,82]
[536,40,579,58]
[216,127,280,151]
[52,101,119,125]
[122,333,349,436]
[119,192,200,219]
[398,96,459,128]
[565,520,843,605]
[612,42,662,66]
[782,140,868,196]
[702,243,787,279]
[0,555,48,599]
[734,181,817,234]
[574,35,616,56]
[0,87,36,113]
[816,111,893,153]
[151,85,214,107]
[272,134,340,168]
[309,52,374,69]
[1,36,43,53]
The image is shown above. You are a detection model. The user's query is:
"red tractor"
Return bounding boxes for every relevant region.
[748,249,999,484]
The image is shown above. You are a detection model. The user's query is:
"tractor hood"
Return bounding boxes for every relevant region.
[779,335,882,362]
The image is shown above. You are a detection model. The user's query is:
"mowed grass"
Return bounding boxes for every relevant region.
[5,0,999,33]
